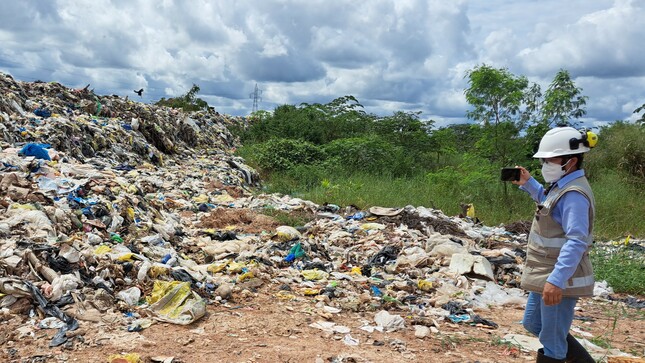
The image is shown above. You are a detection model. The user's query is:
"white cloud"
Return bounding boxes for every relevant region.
[517,0,645,78]
[0,0,642,127]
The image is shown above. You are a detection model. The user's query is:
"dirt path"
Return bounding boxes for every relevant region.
[2,291,643,363]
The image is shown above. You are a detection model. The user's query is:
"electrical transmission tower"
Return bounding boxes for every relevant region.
[249,83,262,113]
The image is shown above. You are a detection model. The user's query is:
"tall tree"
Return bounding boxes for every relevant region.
[464,65,528,162]
[541,69,587,127]
[464,65,529,127]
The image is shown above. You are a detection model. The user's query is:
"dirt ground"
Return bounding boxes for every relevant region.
[1,288,643,363]
[199,208,280,233]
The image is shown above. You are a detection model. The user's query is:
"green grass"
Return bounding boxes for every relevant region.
[591,245,645,295]
[262,168,645,240]
[590,171,645,239]
[490,336,521,349]
[589,336,612,349]
[585,301,645,357]
[267,172,536,226]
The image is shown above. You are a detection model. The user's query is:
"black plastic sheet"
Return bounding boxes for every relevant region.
[24,281,78,347]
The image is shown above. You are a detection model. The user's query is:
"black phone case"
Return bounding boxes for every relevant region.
[501,168,520,181]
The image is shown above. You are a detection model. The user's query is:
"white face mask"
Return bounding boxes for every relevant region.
[541,159,570,183]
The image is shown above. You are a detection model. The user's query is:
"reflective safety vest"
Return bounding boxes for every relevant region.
[520,176,595,297]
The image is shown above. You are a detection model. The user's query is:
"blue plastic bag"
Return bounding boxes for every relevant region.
[34,108,51,118]
[19,143,51,160]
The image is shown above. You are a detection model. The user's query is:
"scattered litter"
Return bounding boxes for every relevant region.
[0,72,640,360]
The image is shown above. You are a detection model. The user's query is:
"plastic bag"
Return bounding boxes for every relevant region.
[275,226,301,242]
[146,280,205,325]
[284,242,306,262]
[107,353,142,363]
[301,269,329,281]
[117,287,141,306]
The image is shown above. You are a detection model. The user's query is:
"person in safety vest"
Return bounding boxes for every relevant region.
[513,126,598,363]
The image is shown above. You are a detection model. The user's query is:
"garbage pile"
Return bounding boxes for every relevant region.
[0,73,638,356]
[0,72,256,184]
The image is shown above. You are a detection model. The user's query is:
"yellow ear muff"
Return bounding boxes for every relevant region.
[585,131,598,148]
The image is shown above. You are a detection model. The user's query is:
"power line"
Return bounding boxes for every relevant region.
[249,83,262,113]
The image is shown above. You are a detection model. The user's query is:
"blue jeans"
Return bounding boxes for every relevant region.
[522,292,578,360]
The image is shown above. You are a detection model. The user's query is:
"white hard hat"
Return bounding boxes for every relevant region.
[533,127,590,158]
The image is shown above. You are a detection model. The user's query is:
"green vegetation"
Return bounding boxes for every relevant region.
[585,301,645,357]
[232,65,645,294]
[591,244,645,295]
[156,84,209,112]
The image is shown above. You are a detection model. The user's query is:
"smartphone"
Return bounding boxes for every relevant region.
[500,167,521,182]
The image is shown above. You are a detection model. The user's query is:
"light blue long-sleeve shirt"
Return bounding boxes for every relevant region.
[519,169,592,289]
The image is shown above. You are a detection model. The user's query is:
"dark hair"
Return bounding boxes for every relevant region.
[563,153,584,169]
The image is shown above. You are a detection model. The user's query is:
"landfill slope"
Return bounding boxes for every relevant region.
[1,73,643,363]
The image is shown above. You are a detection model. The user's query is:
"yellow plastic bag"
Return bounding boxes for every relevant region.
[146,280,206,325]
[9,203,38,210]
[147,280,182,304]
[301,269,329,281]
[466,204,476,218]
[360,223,386,231]
[237,271,254,282]
[94,245,112,255]
[107,353,141,363]
[302,288,320,296]
[417,279,434,292]
[207,259,230,274]
[275,226,301,242]
[212,194,235,204]
[227,261,246,274]
[116,253,134,262]
[148,265,169,278]
[192,194,209,203]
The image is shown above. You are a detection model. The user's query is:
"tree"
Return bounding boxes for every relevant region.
[429,127,457,165]
[464,65,529,127]
[541,69,588,127]
[464,65,529,162]
[634,103,645,125]
[520,83,543,127]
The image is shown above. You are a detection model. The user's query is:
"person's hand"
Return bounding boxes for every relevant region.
[512,166,531,186]
[542,282,563,306]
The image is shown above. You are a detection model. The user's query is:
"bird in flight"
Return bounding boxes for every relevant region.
[134,88,143,97]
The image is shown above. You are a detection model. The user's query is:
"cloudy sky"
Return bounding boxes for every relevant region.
[1,0,643,127]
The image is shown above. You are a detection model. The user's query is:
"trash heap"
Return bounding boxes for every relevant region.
[0,73,638,357]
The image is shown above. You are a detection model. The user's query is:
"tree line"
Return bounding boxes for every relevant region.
[232,65,643,186]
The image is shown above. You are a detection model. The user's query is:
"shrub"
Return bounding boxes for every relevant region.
[323,136,410,175]
[251,138,325,172]
[591,244,645,294]
[155,84,209,112]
